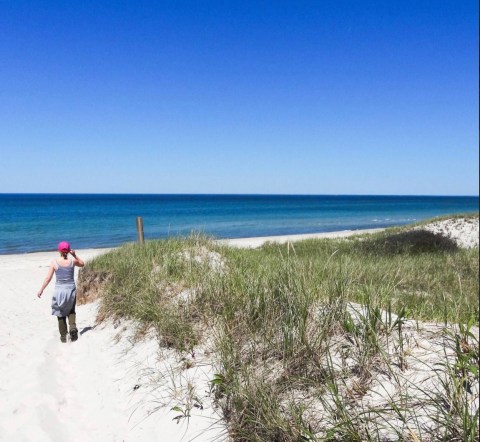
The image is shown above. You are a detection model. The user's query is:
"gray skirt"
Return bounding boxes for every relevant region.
[52,284,76,317]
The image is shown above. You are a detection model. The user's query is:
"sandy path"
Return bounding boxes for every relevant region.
[0,251,124,441]
[0,250,222,442]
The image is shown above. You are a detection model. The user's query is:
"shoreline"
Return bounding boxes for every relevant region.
[0,227,385,259]
[4,211,479,258]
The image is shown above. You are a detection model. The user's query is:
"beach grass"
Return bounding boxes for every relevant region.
[78,214,479,441]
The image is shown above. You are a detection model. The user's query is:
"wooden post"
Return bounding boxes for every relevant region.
[136,217,145,244]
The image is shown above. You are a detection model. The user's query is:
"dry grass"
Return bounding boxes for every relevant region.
[78,216,479,441]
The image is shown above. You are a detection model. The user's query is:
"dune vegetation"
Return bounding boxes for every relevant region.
[78,215,479,441]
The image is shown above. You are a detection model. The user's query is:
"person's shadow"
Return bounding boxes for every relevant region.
[80,326,95,335]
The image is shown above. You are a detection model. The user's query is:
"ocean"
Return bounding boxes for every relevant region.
[0,194,478,254]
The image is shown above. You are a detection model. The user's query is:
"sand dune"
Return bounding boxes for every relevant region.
[0,220,477,441]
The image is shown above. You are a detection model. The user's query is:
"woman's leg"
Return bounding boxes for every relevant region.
[68,297,78,341]
[58,317,68,343]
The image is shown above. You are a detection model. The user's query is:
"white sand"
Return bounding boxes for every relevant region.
[0,249,225,442]
[0,221,477,441]
[418,217,479,249]
[220,228,384,248]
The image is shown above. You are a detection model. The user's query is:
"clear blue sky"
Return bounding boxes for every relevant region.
[0,1,478,195]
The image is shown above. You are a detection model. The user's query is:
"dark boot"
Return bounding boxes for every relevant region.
[68,313,78,342]
[58,317,68,343]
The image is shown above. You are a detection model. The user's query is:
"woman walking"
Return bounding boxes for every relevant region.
[37,241,84,342]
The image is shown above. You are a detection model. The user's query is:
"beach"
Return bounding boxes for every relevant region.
[2,0,477,438]
[0,228,383,441]
[0,247,224,442]
[0,220,478,441]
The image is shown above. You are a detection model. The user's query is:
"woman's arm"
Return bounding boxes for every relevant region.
[37,264,55,298]
[70,250,84,267]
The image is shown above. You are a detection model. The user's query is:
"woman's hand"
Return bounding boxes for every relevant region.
[37,290,43,298]
[70,249,84,267]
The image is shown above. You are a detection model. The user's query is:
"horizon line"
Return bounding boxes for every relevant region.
[1,192,479,198]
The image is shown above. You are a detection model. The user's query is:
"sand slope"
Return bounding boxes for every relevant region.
[0,249,223,442]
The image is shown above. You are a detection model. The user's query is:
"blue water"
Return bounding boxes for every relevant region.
[0,194,478,254]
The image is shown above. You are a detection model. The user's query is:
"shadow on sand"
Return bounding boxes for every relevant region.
[80,326,95,335]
